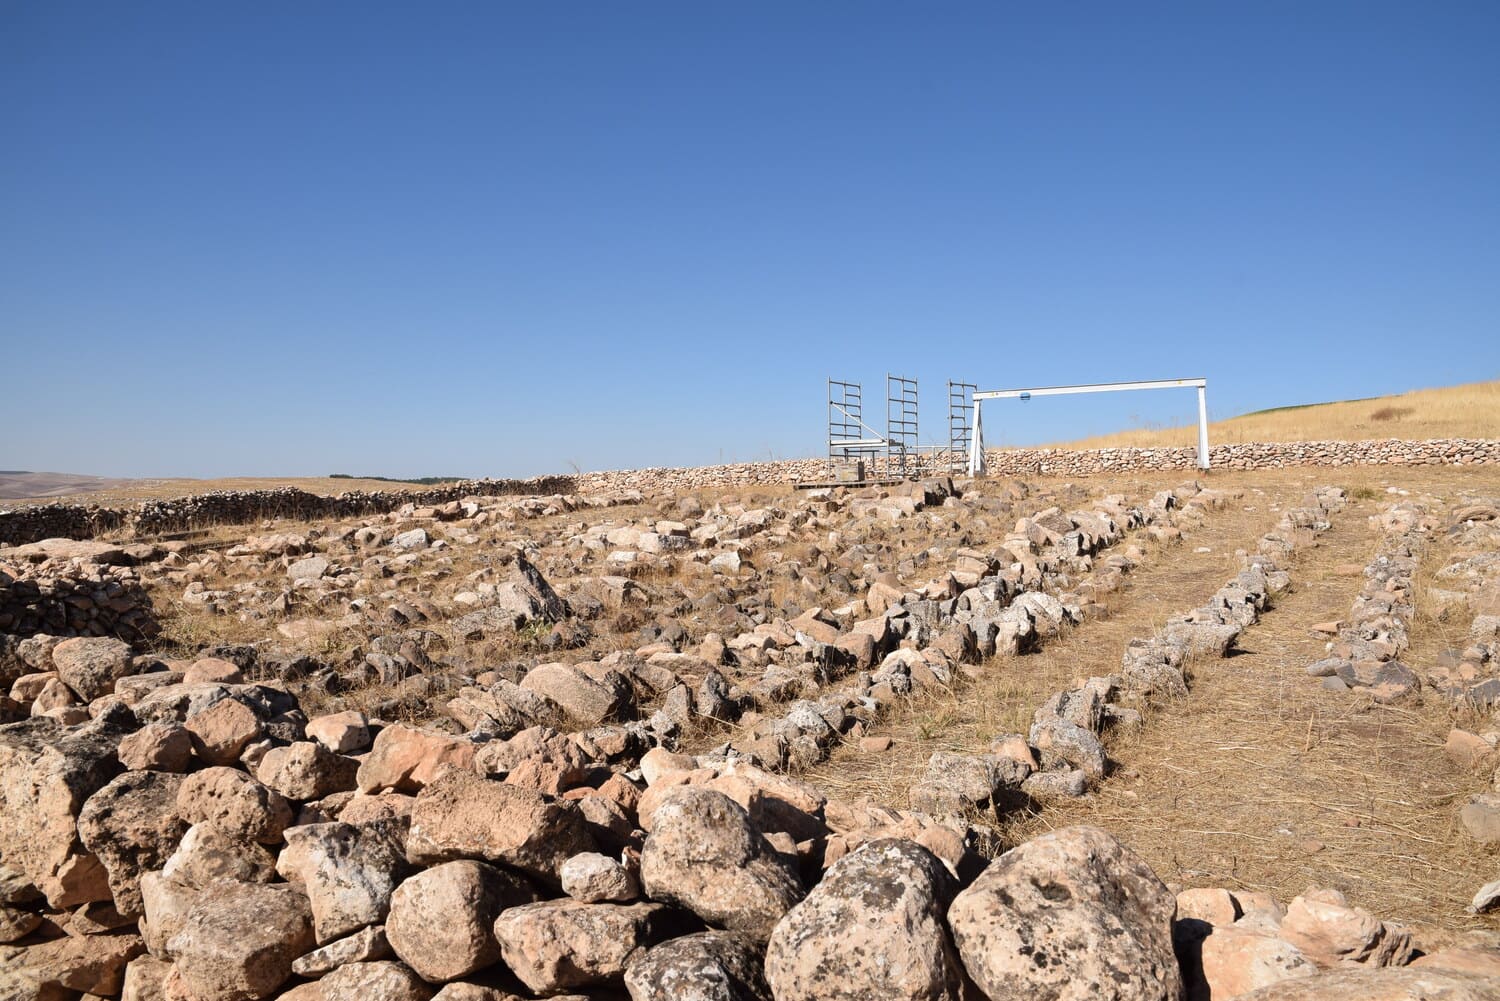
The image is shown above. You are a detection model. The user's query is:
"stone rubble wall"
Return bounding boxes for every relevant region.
[576,437,1500,494]
[0,562,158,644]
[0,476,578,547]
[4,439,1494,547]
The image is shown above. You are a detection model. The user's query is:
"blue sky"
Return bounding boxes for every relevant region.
[3,2,1497,478]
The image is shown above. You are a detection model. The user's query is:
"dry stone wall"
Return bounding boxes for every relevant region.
[577,437,1500,494]
[0,562,158,647]
[0,476,577,547]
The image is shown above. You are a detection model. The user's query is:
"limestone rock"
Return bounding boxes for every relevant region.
[386,859,537,983]
[291,924,393,978]
[318,960,435,1001]
[624,930,771,1001]
[167,880,315,1001]
[765,838,964,1000]
[640,787,804,943]
[162,822,278,886]
[1278,890,1412,967]
[406,769,595,884]
[520,663,632,726]
[117,722,193,772]
[0,712,129,907]
[0,931,145,996]
[77,769,187,916]
[560,851,639,902]
[184,697,263,766]
[1231,966,1500,1000]
[176,767,292,844]
[493,898,669,994]
[1197,927,1318,998]
[307,711,372,754]
[947,825,1182,1001]
[356,724,477,794]
[52,636,134,701]
[277,821,411,944]
[256,741,359,801]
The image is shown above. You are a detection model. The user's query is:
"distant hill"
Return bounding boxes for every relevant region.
[0,471,131,500]
[1046,380,1500,449]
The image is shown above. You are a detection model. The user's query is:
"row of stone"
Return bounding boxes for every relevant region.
[1305,501,1428,703]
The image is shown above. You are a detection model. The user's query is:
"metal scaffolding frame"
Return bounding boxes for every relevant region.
[947,380,976,472]
[827,379,887,477]
[886,374,918,477]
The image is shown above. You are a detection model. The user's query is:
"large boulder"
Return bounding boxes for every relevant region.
[639,787,803,943]
[406,769,595,884]
[624,931,772,1001]
[77,769,188,916]
[52,636,135,701]
[765,838,965,1000]
[356,724,477,794]
[492,554,569,626]
[947,826,1182,1001]
[386,859,537,983]
[0,711,129,907]
[519,664,633,726]
[167,880,315,1001]
[277,821,411,943]
[176,766,293,844]
[493,898,670,994]
[256,741,359,801]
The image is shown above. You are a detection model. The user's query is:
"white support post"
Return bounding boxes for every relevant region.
[1196,385,1210,470]
[967,399,987,476]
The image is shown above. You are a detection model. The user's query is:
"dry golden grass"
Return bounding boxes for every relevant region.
[1047,379,1500,449]
[2,475,461,507]
[804,464,1500,930]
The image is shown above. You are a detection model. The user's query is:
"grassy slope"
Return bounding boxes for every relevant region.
[1043,379,1500,450]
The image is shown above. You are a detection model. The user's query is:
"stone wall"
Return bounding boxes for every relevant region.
[0,562,158,644]
[4,440,1495,546]
[0,476,577,547]
[576,438,1500,494]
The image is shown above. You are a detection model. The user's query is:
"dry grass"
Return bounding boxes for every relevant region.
[804,464,1500,930]
[1048,379,1500,450]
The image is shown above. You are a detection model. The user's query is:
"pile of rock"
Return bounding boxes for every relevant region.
[1306,500,1429,703]
[4,652,1499,1000]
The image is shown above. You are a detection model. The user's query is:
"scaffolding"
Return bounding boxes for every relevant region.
[886,374,918,477]
[947,380,976,472]
[827,379,886,479]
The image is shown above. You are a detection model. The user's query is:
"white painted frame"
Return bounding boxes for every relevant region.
[968,378,1210,475]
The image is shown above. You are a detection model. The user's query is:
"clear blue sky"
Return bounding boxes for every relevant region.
[4,2,1497,478]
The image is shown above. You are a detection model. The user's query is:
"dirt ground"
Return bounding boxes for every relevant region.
[801,463,1500,932]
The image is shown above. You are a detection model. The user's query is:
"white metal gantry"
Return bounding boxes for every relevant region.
[968,377,1210,475]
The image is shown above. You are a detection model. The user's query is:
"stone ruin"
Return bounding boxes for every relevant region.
[2,473,1499,1000]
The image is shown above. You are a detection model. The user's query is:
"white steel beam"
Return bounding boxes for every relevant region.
[974,377,1205,401]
